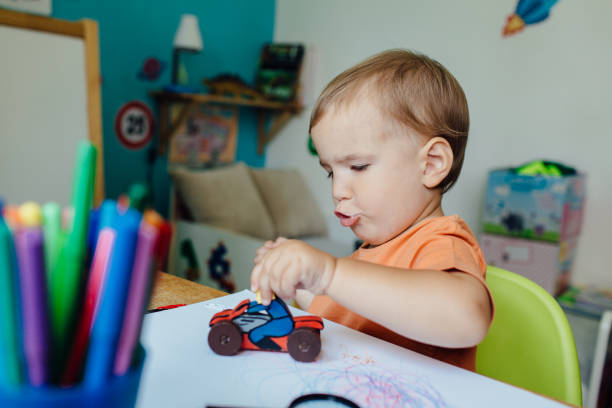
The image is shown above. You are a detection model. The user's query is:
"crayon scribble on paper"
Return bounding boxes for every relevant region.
[237,346,450,408]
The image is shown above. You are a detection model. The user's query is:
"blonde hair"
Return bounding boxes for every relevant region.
[309,49,469,193]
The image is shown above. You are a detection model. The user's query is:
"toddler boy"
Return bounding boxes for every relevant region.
[251,49,493,371]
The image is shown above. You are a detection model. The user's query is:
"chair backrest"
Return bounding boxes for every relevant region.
[476,266,582,406]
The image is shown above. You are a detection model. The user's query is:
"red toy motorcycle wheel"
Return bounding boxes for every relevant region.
[208,321,242,356]
[287,328,321,362]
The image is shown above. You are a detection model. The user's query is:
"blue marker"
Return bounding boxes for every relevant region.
[90,200,117,251]
[83,207,141,388]
[86,207,100,254]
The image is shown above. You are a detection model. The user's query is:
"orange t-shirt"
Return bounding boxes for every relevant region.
[307,215,493,371]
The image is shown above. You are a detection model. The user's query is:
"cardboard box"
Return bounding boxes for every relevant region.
[482,169,585,243]
[480,233,578,295]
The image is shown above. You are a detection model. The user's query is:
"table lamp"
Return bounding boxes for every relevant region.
[172,14,203,85]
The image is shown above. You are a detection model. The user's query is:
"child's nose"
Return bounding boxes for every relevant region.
[332,177,352,201]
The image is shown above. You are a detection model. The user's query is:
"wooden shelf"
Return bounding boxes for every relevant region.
[150,91,303,155]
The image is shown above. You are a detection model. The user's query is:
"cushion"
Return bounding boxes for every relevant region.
[171,163,276,240]
[249,168,328,238]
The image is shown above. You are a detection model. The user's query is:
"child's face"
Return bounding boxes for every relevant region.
[311,98,435,245]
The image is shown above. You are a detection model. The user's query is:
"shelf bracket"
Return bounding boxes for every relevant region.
[158,100,199,155]
[257,109,295,155]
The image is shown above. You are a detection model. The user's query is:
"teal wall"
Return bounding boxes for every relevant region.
[52,0,275,215]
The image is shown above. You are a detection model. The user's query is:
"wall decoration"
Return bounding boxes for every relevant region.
[114,100,155,150]
[168,105,238,166]
[207,241,236,293]
[137,57,165,81]
[179,238,201,282]
[503,0,560,37]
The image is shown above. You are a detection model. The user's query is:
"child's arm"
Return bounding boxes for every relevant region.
[251,240,492,349]
[327,257,491,348]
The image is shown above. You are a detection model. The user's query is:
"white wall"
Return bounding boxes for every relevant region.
[268,0,612,287]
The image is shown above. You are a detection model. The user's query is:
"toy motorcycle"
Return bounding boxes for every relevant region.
[208,297,324,362]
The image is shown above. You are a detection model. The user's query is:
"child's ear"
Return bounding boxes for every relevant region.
[418,137,454,189]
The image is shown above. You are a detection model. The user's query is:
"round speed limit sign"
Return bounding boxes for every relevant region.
[114,101,155,150]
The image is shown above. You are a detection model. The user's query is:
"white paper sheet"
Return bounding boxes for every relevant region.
[137,290,567,408]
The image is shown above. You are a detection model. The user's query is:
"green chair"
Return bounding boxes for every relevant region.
[476,266,582,406]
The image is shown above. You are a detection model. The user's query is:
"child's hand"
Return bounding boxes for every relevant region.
[253,237,288,264]
[250,240,336,305]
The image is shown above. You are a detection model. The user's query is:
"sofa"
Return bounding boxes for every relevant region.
[168,162,353,293]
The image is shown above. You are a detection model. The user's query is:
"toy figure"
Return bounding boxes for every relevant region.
[208,296,323,362]
[245,297,293,350]
[207,241,235,293]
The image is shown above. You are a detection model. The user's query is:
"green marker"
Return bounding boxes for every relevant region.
[41,202,62,284]
[50,141,97,372]
[0,217,22,389]
[127,183,149,212]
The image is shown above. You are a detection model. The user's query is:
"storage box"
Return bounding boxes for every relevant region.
[482,168,585,243]
[480,233,578,295]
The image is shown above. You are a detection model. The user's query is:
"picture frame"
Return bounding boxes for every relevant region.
[168,104,238,166]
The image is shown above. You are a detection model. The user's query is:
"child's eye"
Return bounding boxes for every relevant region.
[326,171,333,179]
[351,164,369,172]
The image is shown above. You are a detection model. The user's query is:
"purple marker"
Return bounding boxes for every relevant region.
[113,223,158,375]
[15,228,49,386]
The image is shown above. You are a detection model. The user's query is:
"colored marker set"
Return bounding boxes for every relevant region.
[0,141,166,407]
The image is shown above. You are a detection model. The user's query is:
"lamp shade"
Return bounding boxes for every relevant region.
[173,14,203,51]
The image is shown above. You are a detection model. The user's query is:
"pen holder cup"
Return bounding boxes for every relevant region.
[0,345,146,408]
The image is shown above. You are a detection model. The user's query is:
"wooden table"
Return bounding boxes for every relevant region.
[148,272,226,310]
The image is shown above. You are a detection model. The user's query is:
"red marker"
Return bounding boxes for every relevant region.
[61,228,115,385]
[148,304,187,313]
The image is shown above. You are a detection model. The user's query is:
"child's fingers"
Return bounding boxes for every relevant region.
[263,253,283,299]
[278,269,298,300]
[254,254,266,264]
[274,237,288,245]
[269,275,282,300]
[253,251,266,264]
[258,273,273,305]
[255,246,268,256]
[250,263,262,292]
[266,256,297,300]
[254,240,281,263]
[265,237,287,249]
[272,261,292,300]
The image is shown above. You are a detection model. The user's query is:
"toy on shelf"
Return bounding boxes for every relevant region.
[255,43,304,102]
[207,295,323,362]
[202,74,267,102]
[482,160,585,243]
